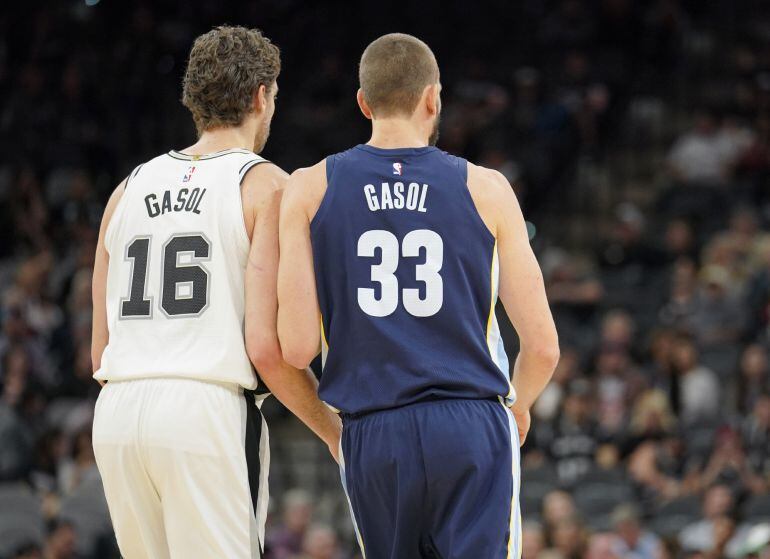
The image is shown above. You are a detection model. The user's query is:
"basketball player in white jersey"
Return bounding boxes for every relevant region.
[90,26,341,559]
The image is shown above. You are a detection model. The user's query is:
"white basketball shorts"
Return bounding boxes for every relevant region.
[92,377,269,559]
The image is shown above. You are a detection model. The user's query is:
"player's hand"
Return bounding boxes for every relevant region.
[510,408,530,447]
[327,440,341,464]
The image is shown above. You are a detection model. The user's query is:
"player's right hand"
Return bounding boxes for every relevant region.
[510,408,530,447]
[328,441,341,464]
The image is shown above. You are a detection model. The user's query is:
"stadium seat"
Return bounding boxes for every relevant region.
[573,481,636,518]
[743,494,770,523]
[59,473,112,557]
[581,466,627,485]
[683,419,722,458]
[649,495,701,538]
[0,483,45,557]
[520,465,559,519]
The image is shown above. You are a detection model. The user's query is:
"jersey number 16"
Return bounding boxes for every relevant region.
[120,233,210,319]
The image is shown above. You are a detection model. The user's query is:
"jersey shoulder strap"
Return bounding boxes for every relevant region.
[124,163,145,190]
[443,152,468,182]
[238,155,269,184]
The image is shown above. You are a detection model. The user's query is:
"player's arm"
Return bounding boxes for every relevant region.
[91,181,125,381]
[469,164,560,444]
[276,162,325,368]
[243,163,341,460]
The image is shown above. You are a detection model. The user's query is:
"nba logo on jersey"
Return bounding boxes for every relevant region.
[182,166,196,183]
[393,162,403,175]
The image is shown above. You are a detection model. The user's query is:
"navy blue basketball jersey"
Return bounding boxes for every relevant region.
[310,144,513,414]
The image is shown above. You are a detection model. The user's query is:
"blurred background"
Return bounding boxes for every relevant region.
[3,0,770,558]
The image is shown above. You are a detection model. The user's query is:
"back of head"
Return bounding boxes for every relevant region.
[182,25,280,134]
[359,33,439,118]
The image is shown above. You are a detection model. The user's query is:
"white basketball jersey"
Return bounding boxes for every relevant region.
[95,148,266,389]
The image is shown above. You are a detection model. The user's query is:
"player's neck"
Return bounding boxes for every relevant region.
[182,124,257,155]
[367,119,429,149]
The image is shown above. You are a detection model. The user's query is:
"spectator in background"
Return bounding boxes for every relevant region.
[687,264,745,358]
[534,347,581,422]
[522,521,547,559]
[297,524,344,559]
[627,440,683,504]
[267,489,314,559]
[9,543,43,559]
[57,428,98,496]
[659,259,699,329]
[599,310,637,353]
[721,207,770,273]
[667,110,731,186]
[679,484,752,556]
[716,116,755,177]
[746,240,770,341]
[736,345,770,414]
[2,168,50,255]
[663,218,697,263]
[669,336,720,423]
[539,379,599,486]
[598,205,664,304]
[542,490,579,537]
[629,389,677,442]
[644,328,677,394]
[543,248,603,352]
[586,533,621,559]
[43,520,77,559]
[593,343,635,438]
[608,504,663,559]
[550,515,588,559]
[743,393,770,479]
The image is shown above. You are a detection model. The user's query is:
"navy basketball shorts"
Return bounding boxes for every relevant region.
[339,398,521,559]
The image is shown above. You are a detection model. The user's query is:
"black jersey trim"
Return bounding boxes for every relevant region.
[243,390,263,518]
[124,164,144,190]
[238,158,270,185]
[167,148,254,161]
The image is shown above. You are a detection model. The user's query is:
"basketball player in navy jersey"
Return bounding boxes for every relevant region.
[277,33,559,558]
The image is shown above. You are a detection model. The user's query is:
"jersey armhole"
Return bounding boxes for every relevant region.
[309,156,334,232]
[239,157,267,185]
[104,176,132,256]
[456,157,497,244]
[123,164,144,190]
[236,158,269,246]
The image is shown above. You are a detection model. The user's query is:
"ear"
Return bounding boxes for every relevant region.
[254,84,268,113]
[357,89,373,120]
[424,83,440,117]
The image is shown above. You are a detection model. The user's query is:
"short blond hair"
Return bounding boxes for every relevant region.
[359,33,439,118]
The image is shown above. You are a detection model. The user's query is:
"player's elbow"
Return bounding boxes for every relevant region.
[281,341,316,371]
[530,340,561,372]
[277,313,318,369]
[246,338,284,376]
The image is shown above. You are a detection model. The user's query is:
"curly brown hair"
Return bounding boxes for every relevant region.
[182,25,281,134]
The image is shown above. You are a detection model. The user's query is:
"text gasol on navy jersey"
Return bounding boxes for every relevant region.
[363,181,429,213]
[94,148,266,389]
[311,144,514,415]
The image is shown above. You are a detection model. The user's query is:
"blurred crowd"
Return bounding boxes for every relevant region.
[2,0,770,558]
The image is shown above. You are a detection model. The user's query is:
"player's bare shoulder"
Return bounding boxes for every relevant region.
[240,162,290,236]
[284,159,328,221]
[242,162,289,200]
[466,161,517,237]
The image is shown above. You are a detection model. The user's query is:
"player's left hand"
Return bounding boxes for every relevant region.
[510,408,530,447]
